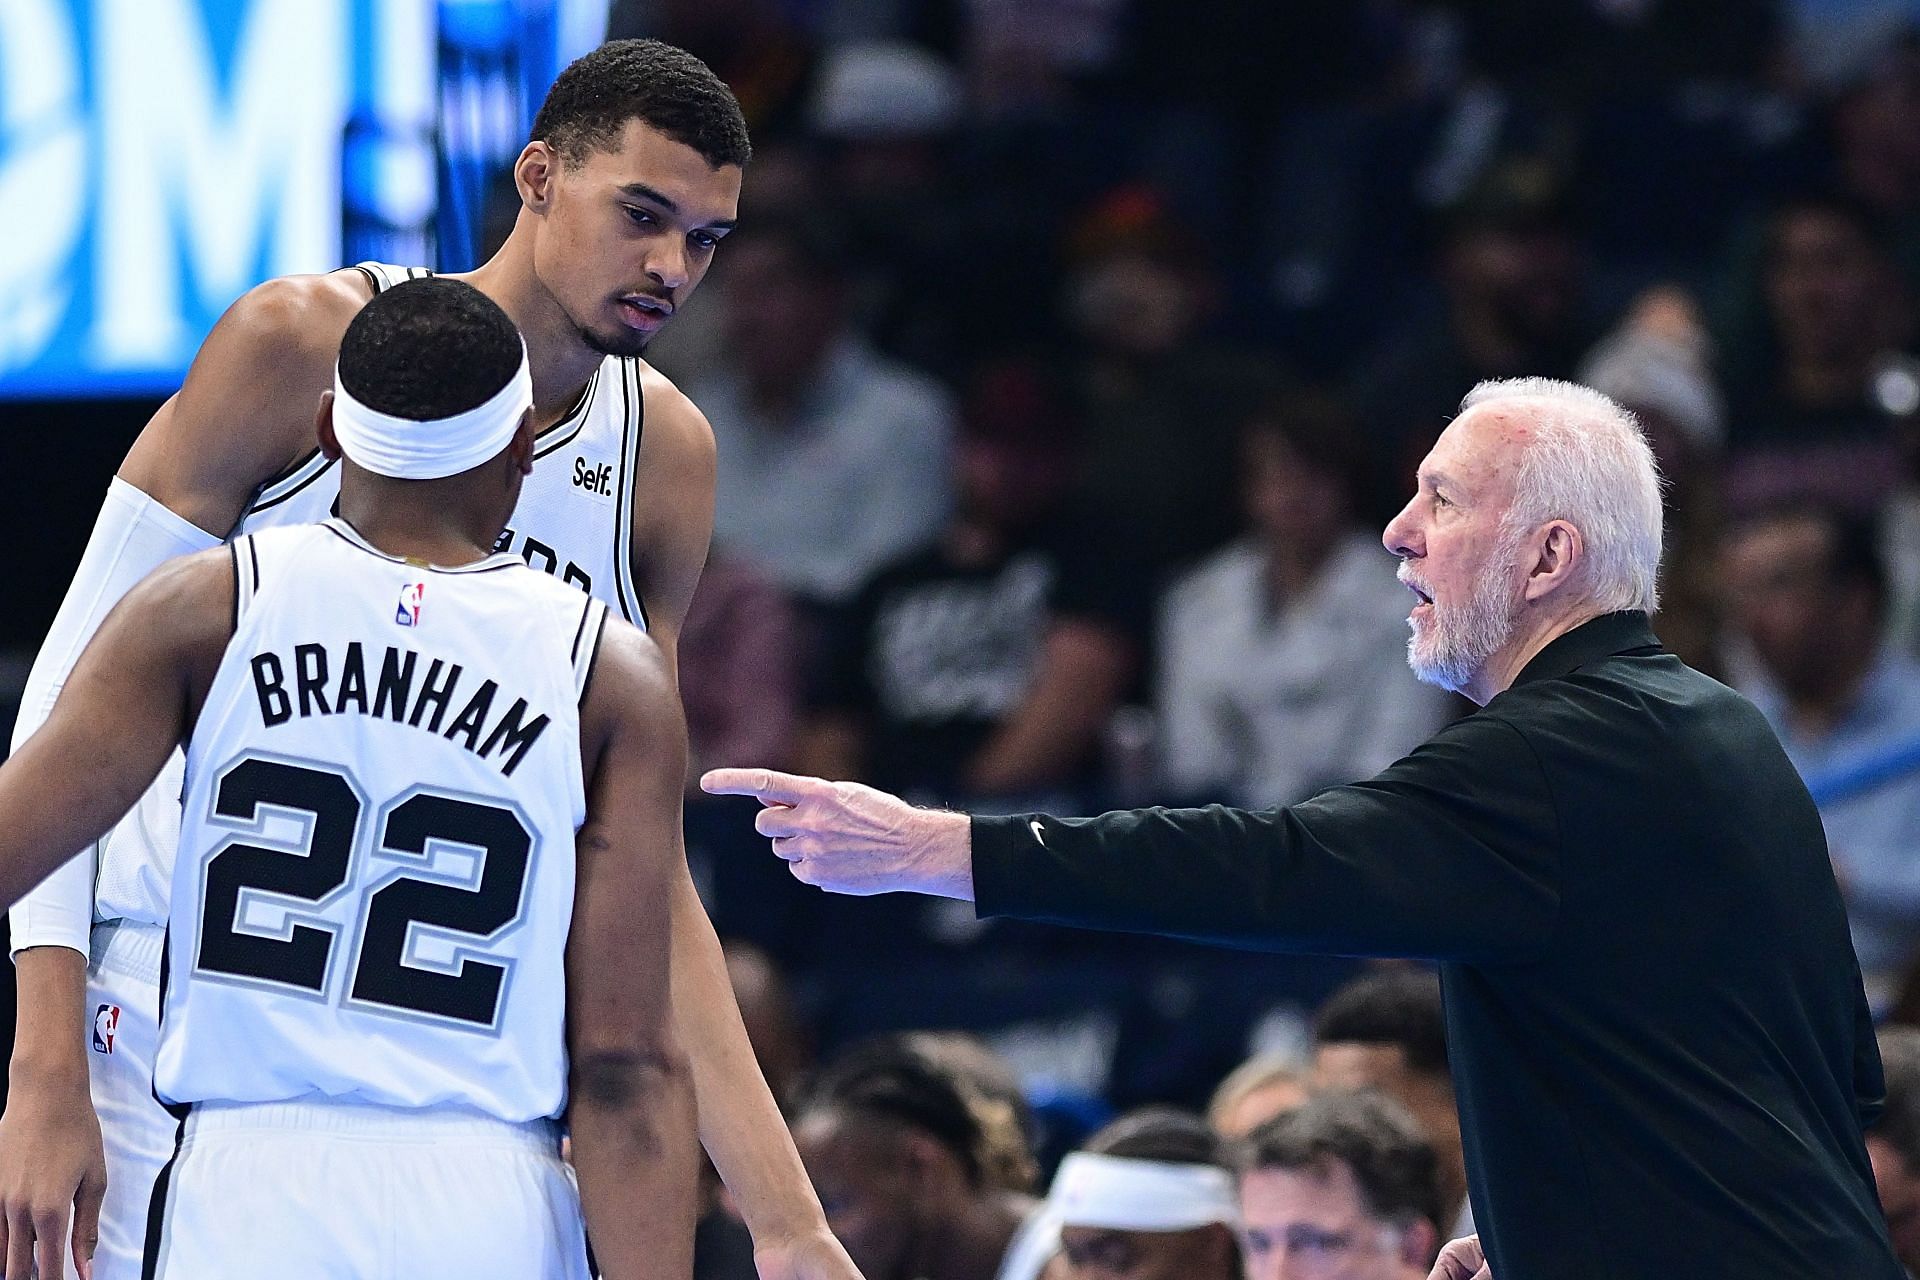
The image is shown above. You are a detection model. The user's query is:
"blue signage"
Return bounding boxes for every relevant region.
[0,0,437,398]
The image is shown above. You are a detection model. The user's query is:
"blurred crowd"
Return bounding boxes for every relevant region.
[13,0,1920,1272]
[525,0,1920,1142]
[703,961,1920,1278]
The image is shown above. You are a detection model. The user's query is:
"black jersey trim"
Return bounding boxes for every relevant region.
[578,609,608,709]
[611,361,650,630]
[349,263,381,295]
[244,534,262,597]
[245,450,337,519]
[532,366,601,460]
[571,596,595,662]
[226,543,241,634]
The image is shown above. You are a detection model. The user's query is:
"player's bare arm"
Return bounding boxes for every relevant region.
[630,373,859,1277]
[567,619,698,1280]
[0,551,229,911]
[1,271,372,1280]
[0,551,229,1280]
[118,271,371,537]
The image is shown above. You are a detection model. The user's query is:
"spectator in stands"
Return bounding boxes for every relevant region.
[1042,1108,1241,1280]
[903,1031,1042,1195]
[679,551,801,789]
[1868,1025,1920,1275]
[1059,187,1284,585]
[806,41,990,381]
[1719,504,1920,1010]
[724,941,811,1108]
[1354,159,1597,520]
[1156,391,1451,808]
[1238,1090,1445,1280]
[1718,193,1911,514]
[608,0,818,142]
[1208,1054,1310,1141]
[800,360,1140,808]
[792,1036,1039,1280]
[1578,286,1729,673]
[687,215,957,607]
[1311,970,1472,1241]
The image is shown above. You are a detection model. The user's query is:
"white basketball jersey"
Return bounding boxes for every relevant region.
[155,520,606,1121]
[91,261,649,926]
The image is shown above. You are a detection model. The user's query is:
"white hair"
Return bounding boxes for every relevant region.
[1457,377,1665,615]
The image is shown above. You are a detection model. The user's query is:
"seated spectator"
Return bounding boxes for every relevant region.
[679,551,801,789]
[1719,504,1920,1009]
[1059,187,1286,585]
[904,1031,1043,1195]
[1353,159,1599,522]
[800,361,1141,809]
[1155,392,1451,808]
[724,940,811,1108]
[686,215,957,606]
[1718,193,1912,515]
[1207,1053,1310,1140]
[1036,1108,1241,1280]
[792,1036,1039,1280]
[1238,1090,1446,1280]
[1868,1025,1920,1276]
[1310,970,1472,1240]
[1579,287,1729,674]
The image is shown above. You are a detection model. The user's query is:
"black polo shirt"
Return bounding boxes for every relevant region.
[974,612,1902,1279]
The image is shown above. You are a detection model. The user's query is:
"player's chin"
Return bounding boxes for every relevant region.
[580,322,652,360]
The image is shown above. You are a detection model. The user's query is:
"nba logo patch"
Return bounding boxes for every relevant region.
[395,582,425,626]
[93,1004,119,1054]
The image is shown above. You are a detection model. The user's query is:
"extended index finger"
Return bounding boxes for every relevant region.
[700,768,826,805]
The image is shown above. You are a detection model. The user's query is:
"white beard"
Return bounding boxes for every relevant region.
[1406,555,1522,693]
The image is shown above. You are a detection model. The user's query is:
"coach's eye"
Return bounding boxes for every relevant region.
[622,206,655,227]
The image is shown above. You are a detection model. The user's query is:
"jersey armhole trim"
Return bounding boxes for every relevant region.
[574,600,609,704]
[613,360,650,630]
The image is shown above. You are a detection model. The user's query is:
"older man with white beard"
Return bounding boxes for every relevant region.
[706,378,1904,1280]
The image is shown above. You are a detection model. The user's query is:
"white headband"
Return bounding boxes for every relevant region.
[331,344,532,480]
[1046,1152,1241,1232]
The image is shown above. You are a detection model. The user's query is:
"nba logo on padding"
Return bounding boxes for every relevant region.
[396,582,425,626]
[93,1004,120,1054]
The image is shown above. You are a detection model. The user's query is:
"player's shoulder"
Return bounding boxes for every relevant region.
[217,269,374,361]
[633,360,716,458]
[580,614,680,736]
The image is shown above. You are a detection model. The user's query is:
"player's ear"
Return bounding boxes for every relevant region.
[316,390,342,460]
[509,408,536,475]
[516,141,557,211]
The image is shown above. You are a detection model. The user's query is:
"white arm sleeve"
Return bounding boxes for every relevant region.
[8,477,221,957]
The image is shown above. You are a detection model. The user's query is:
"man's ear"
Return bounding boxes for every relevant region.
[316,390,341,460]
[1400,1218,1439,1269]
[508,408,536,476]
[515,141,557,211]
[1523,519,1583,603]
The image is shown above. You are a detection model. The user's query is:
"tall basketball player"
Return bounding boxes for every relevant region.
[0,40,856,1280]
[0,277,699,1279]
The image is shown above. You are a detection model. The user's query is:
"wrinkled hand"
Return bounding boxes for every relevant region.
[0,1065,106,1280]
[754,1227,865,1280]
[1428,1234,1489,1280]
[700,769,973,900]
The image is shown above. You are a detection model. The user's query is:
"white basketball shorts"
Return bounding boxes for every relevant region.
[141,1097,591,1279]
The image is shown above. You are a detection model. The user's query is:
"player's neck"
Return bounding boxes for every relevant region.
[337,504,501,569]
[455,252,604,429]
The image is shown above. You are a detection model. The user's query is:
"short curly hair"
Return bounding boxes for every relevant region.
[531,39,750,169]
[337,277,522,422]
